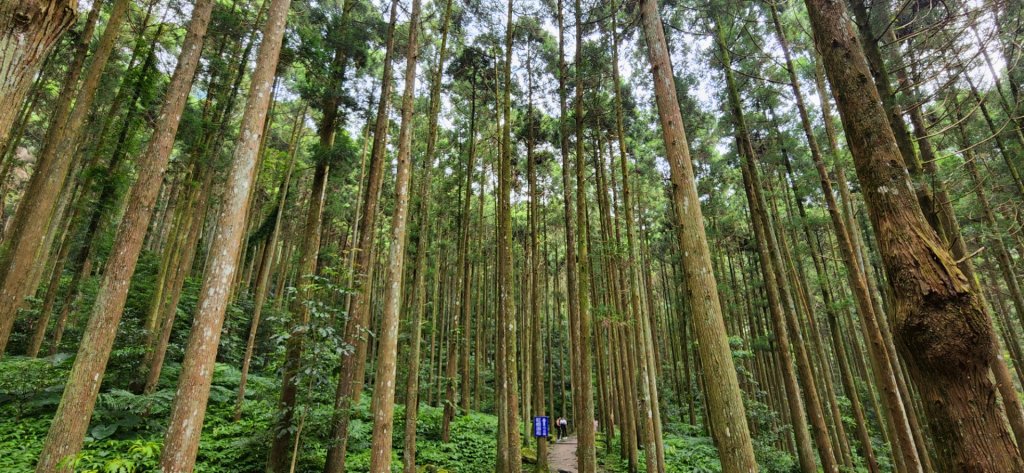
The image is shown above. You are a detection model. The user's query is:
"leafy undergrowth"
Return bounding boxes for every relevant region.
[597,429,725,473]
[2,356,810,473]
[0,356,498,473]
[596,421,801,473]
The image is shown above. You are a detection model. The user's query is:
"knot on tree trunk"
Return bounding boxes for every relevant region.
[8,0,74,30]
[896,291,993,375]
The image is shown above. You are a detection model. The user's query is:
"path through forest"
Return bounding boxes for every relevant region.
[549,436,578,472]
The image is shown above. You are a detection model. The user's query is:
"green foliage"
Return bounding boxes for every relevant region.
[56,440,162,473]
[0,356,69,417]
[412,409,498,473]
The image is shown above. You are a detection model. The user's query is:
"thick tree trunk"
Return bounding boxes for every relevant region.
[804,0,1024,470]
[637,1,757,471]
[0,0,75,150]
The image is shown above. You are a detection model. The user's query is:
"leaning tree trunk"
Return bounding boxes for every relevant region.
[0,0,75,150]
[160,0,290,468]
[0,0,126,355]
[235,107,304,420]
[804,0,1024,471]
[34,0,217,470]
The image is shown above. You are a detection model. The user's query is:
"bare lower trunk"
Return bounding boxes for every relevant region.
[637,1,757,471]
[367,3,419,469]
[404,5,451,469]
[496,1,521,470]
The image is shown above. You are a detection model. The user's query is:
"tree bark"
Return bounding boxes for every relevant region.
[34,0,216,470]
[235,107,305,420]
[322,1,398,470]
[804,0,1024,470]
[159,0,289,468]
[766,8,879,470]
[570,2,596,470]
[496,1,521,471]
[0,0,76,151]
[637,1,757,471]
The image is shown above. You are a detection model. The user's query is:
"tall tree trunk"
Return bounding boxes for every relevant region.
[953,105,1024,446]
[322,1,398,470]
[496,1,521,471]
[766,8,879,471]
[0,0,128,354]
[34,0,217,470]
[804,0,1024,470]
[235,107,305,420]
[571,1,596,470]
[443,68,477,441]
[160,0,289,468]
[526,45,549,473]
[367,2,419,469]
[0,0,76,150]
[637,1,757,471]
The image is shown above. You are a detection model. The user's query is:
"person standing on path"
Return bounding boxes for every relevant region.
[556,417,568,439]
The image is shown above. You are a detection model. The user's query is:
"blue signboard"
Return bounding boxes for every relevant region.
[533,416,550,438]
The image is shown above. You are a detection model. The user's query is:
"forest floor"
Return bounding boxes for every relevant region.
[549,436,579,472]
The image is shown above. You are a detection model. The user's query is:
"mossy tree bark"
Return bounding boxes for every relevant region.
[804,0,1024,470]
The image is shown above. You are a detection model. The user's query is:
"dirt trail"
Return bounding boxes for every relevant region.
[548,436,578,472]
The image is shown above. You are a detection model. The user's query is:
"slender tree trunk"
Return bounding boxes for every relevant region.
[235,107,305,420]
[322,1,398,470]
[443,71,477,441]
[525,35,549,473]
[496,1,521,470]
[570,2,596,470]
[766,8,879,470]
[160,0,289,469]
[953,107,1024,446]
[367,3,419,470]
[637,1,757,471]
